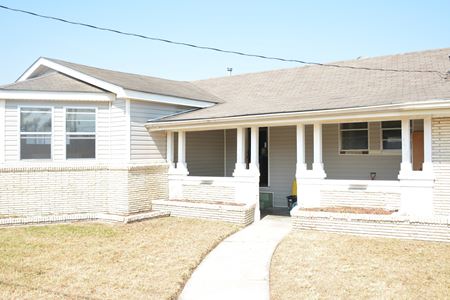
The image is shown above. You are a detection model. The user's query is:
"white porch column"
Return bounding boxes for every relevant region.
[249,126,260,173]
[399,118,412,174]
[312,123,326,177]
[423,117,433,173]
[166,131,174,169]
[294,123,325,210]
[234,127,247,174]
[176,130,189,174]
[398,117,434,217]
[233,126,260,222]
[295,124,307,176]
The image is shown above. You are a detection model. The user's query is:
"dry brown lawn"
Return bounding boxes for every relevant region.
[271,231,450,300]
[0,217,239,300]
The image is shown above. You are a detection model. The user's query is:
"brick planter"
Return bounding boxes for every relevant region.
[291,207,450,242]
[153,200,255,225]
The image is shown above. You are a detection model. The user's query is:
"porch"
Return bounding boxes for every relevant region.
[159,116,435,223]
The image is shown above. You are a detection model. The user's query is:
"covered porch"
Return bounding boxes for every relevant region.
[157,114,435,223]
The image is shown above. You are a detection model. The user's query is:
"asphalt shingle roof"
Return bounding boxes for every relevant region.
[162,48,450,121]
[0,71,105,93]
[45,58,222,103]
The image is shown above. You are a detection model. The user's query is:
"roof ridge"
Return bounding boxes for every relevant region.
[192,47,450,83]
[43,57,193,84]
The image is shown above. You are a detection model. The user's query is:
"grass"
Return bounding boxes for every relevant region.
[270,231,450,300]
[0,217,239,300]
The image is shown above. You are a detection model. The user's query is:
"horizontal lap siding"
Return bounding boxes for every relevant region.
[110,99,127,161]
[4,100,110,162]
[186,130,225,176]
[323,124,401,180]
[262,126,312,207]
[130,100,188,162]
[432,117,450,216]
[265,124,401,207]
[266,126,297,207]
[225,129,237,177]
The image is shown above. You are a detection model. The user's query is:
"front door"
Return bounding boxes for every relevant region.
[412,131,424,171]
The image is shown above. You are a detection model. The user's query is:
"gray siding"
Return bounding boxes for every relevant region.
[186,130,225,176]
[323,124,401,180]
[263,126,296,207]
[263,124,401,208]
[130,100,188,163]
[225,129,237,177]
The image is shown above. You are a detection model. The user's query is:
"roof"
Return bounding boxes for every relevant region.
[0,71,105,93]
[160,47,450,122]
[41,58,222,103]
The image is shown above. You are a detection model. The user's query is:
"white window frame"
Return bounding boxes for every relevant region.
[338,122,369,154]
[18,105,54,160]
[380,120,402,153]
[64,106,97,160]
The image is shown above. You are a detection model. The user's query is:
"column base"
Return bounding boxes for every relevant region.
[398,173,434,217]
[296,169,326,208]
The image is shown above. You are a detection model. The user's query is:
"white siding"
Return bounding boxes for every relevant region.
[0,100,5,163]
[130,100,188,163]
[186,130,225,176]
[3,100,111,163]
[110,99,128,161]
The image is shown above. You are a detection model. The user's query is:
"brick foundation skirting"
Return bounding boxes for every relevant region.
[0,164,168,217]
[0,210,170,227]
[152,200,255,225]
[291,208,450,242]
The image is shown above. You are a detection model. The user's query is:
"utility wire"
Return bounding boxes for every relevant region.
[0,4,446,77]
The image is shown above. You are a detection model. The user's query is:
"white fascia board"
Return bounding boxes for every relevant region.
[145,99,450,132]
[123,89,216,108]
[17,58,126,97]
[0,90,114,101]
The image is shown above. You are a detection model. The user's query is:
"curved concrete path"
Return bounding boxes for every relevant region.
[179,215,291,300]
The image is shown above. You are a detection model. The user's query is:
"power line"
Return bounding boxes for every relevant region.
[0,3,446,77]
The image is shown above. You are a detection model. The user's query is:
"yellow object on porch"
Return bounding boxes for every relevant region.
[291,178,297,196]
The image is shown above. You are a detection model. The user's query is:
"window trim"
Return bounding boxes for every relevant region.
[18,105,54,160]
[64,106,97,160]
[338,122,369,153]
[380,120,402,153]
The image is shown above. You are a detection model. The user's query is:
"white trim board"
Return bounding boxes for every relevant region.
[146,99,450,132]
[0,91,114,101]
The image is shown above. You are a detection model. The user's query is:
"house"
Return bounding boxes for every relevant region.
[1,48,450,231]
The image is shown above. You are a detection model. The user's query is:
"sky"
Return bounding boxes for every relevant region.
[0,0,449,85]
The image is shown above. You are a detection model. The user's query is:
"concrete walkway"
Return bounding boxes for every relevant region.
[179,215,291,300]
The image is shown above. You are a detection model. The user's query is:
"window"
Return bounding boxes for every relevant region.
[340,122,368,151]
[382,121,401,150]
[66,108,96,159]
[20,107,52,159]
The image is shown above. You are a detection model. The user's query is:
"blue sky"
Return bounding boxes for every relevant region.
[0,0,449,84]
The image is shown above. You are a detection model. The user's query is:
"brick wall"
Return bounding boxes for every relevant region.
[153,199,254,225]
[432,117,450,216]
[0,164,168,217]
[181,184,235,202]
[291,209,450,242]
[320,190,401,210]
